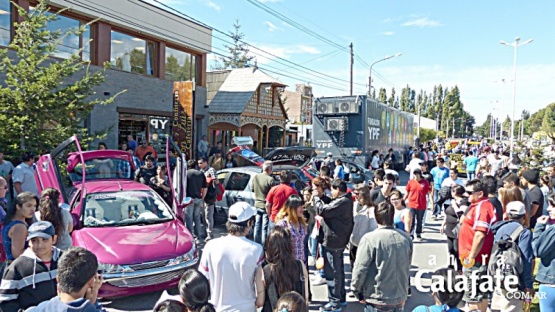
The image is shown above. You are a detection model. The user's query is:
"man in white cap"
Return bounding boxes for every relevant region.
[199,202,264,311]
[490,201,533,312]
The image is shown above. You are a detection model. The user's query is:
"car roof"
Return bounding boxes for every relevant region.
[75,180,152,193]
[218,166,262,174]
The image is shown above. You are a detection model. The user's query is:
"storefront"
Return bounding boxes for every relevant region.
[117,108,172,157]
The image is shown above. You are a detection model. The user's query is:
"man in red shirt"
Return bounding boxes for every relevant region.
[458,179,498,312]
[265,171,297,226]
[404,169,431,242]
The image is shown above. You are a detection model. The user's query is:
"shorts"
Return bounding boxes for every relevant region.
[462,262,491,303]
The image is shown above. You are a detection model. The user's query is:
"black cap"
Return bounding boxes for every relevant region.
[419,161,426,166]
[413,168,423,175]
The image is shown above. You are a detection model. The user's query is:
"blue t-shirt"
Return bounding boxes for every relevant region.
[412,304,460,312]
[334,166,345,179]
[430,167,450,190]
[463,156,479,172]
[2,220,28,260]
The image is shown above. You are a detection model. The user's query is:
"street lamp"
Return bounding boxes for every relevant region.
[500,37,533,157]
[368,53,402,97]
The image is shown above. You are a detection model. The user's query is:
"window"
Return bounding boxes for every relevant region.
[0,0,11,46]
[225,172,250,191]
[110,31,155,75]
[44,14,90,61]
[165,47,196,81]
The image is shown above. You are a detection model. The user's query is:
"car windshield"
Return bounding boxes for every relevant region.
[83,190,173,227]
[70,158,134,182]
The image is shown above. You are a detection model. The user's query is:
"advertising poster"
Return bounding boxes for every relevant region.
[366,100,413,152]
[172,81,194,158]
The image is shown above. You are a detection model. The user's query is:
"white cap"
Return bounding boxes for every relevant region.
[506,201,526,216]
[228,202,257,223]
[327,152,333,156]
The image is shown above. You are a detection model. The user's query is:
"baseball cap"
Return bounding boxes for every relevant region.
[327,152,333,156]
[27,221,55,241]
[418,160,427,166]
[413,168,423,175]
[506,201,526,216]
[522,169,540,185]
[228,202,257,223]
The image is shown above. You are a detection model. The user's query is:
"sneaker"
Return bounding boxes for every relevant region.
[308,256,315,266]
[319,302,342,311]
[311,276,327,285]
[205,234,213,241]
[414,236,422,242]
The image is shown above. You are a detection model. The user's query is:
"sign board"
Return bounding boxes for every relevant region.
[172,81,195,159]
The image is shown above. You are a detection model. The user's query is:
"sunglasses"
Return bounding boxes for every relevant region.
[391,198,401,201]
[465,189,480,194]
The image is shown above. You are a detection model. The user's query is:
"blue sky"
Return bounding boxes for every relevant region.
[146,0,554,125]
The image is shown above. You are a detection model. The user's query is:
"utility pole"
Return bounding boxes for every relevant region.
[349,43,353,96]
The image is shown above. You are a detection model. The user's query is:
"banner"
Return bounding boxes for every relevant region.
[172,81,194,159]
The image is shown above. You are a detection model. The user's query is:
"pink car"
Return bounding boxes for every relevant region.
[34,136,196,298]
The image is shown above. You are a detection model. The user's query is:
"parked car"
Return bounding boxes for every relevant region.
[34,136,196,298]
[216,146,316,215]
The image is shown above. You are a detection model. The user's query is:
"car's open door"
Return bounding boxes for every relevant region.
[35,135,86,204]
[166,138,187,220]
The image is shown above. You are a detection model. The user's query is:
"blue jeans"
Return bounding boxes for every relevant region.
[410,208,426,236]
[433,189,442,216]
[467,171,476,181]
[364,304,404,312]
[539,284,555,312]
[322,246,346,304]
[185,198,203,238]
[253,209,269,246]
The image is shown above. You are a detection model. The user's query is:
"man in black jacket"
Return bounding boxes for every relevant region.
[317,179,354,312]
[0,221,61,312]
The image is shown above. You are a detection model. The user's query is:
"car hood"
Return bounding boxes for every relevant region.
[73,220,193,265]
[265,147,316,168]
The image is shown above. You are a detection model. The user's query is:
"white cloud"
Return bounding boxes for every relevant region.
[205,0,221,12]
[382,31,395,36]
[402,17,442,28]
[264,21,278,32]
[252,44,321,64]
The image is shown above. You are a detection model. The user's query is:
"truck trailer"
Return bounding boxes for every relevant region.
[312,95,414,168]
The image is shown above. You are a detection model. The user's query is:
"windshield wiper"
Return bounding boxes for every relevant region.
[116,218,172,226]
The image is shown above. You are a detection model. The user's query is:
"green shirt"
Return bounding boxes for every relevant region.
[253,172,275,209]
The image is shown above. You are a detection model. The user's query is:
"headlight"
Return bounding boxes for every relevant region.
[167,244,197,266]
[98,263,132,274]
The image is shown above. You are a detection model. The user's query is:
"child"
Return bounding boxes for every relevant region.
[0,221,62,312]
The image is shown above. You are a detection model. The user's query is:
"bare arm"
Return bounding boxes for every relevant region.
[468,231,486,261]
[403,209,412,234]
[265,201,272,215]
[254,266,265,308]
[14,182,22,195]
[10,224,28,259]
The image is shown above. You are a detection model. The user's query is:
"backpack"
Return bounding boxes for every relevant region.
[488,224,524,290]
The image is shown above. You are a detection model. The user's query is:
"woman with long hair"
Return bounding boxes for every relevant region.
[2,192,37,262]
[275,195,307,263]
[150,164,172,205]
[391,189,412,234]
[274,291,308,312]
[178,269,216,312]
[37,188,73,250]
[224,153,237,168]
[349,183,377,269]
[440,185,469,272]
[498,185,524,221]
[263,226,308,312]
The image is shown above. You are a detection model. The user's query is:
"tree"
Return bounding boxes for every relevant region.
[378,88,387,103]
[371,89,376,100]
[541,105,555,143]
[476,114,493,138]
[416,127,437,142]
[388,87,396,107]
[0,0,122,154]
[213,20,254,70]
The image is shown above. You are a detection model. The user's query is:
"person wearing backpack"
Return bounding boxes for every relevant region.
[489,201,533,311]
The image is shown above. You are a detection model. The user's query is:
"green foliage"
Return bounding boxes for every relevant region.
[213,20,254,70]
[378,88,387,103]
[0,0,123,155]
[416,127,437,142]
[387,87,396,108]
[541,104,555,143]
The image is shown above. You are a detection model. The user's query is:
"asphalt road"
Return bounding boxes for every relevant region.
[104,171,453,312]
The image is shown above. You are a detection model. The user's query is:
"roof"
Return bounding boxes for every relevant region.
[208,68,286,114]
